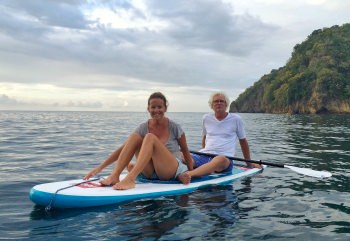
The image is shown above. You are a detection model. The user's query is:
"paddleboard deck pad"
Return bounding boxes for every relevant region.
[30,165,264,209]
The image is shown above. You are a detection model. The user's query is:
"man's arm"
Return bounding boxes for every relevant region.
[201,135,206,148]
[239,139,261,168]
[239,138,251,160]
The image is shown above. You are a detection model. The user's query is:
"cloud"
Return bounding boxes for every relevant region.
[2,0,90,29]
[0,92,104,111]
[0,0,349,111]
[147,0,277,56]
[0,94,18,105]
[65,100,103,108]
[0,0,277,87]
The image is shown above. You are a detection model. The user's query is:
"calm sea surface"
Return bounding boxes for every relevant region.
[0,111,349,241]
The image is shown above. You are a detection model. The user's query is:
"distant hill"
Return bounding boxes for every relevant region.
[230,23,350,114]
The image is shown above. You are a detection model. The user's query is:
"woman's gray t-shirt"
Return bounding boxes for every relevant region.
[134,119,184,158]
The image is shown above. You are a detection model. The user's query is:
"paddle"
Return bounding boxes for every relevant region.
[190,150,332,178]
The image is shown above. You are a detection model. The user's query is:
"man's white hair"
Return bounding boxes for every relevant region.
[208,91,230,110]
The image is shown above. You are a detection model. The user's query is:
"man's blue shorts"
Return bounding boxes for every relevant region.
[191,153,233,173]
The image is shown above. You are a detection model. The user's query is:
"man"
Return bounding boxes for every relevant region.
[185,91,261,179]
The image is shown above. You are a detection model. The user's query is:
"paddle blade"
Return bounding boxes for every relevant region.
[284,165,332,178]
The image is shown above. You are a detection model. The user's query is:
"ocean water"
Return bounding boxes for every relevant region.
[0,111,349,241]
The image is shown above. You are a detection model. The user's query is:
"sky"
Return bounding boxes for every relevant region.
[0,0,349,112]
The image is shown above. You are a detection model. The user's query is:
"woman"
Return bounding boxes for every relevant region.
[84,92,193,190]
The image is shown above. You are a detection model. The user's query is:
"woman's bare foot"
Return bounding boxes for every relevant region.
[113,176,136,190]
[99,175,119,186]
[127,163,135,172]
[177,171,191,185]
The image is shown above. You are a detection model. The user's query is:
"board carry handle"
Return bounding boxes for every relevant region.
[45,177,102,211]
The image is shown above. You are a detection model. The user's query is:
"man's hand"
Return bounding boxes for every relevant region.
[247,163,263,169]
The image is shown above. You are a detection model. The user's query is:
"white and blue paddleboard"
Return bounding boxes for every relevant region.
[30,165,264,209]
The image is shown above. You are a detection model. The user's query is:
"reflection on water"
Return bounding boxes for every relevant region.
[29,185,240,240]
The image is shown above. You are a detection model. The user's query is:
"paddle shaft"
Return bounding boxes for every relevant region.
[190,150,284,168]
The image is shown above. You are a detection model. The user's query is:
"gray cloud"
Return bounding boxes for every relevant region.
[65,100,103,108]
[2,0,89,29]
[0,0,277,89]
[0,94,18,105]
[0,0,348,111]
[147,0,277,56]
[0,93,104,110]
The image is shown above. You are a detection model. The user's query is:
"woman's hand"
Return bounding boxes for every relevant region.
[83,166,102,180]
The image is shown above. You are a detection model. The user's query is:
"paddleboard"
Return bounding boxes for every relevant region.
[29,165,264,209]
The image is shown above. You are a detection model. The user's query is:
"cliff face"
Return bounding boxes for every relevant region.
[231,23,350,114]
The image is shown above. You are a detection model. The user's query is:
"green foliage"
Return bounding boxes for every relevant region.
[235,23,350,113]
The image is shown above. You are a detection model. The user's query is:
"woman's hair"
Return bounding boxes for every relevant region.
[148,92,169,108]
[208,91,230,110]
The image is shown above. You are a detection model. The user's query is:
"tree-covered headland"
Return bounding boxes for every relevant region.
[230,23,350,114]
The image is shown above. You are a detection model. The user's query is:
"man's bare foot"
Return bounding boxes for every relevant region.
[99,175,119,186]
[127,163,135,172]
[178,171,191,185]
[113,176,136,190]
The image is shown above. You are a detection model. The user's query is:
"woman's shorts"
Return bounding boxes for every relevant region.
[191,153,233,173]
[140,156,188,180]
[174,156,188,178]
